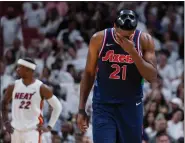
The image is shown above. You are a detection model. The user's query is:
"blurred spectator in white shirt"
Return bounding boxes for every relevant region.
[1,7,23,51]
[167,109,184,140]
[147,27,161,51]
[0,62,14,96]
[24,2,46,28]
[45,2,69,17]
[157,50,176,87]
[57,20,82,45]
[161,6,182,37]
[40,8,63,37]
[7,38,26,61]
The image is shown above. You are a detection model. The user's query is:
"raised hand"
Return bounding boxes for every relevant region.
[115,33,136,54]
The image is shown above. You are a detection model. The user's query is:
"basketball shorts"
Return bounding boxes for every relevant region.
[11,129,41,143]
[92,99,143,143]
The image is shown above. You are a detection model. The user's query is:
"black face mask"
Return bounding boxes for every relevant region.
[115,10,138,30]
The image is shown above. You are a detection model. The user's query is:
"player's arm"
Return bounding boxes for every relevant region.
[79,31,104,111]
[2,84,14,123]
[138,32,157,83]
[2,84,14,133]
[128,32,157,83]
[40,84,62,130]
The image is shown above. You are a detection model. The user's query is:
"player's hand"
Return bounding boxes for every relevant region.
[37,124,51,133]
[115,33,136,54]
[77,111,89,133]
[4,121,14,134]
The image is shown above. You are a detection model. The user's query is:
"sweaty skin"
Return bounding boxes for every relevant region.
[115,31,157,83]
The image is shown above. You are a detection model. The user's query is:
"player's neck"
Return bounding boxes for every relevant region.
[22,77,35,86]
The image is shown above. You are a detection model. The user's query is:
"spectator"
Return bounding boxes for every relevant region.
[45,2,69,17]
[61,122,75,142]
[156,131,170,143]
[24,2,46,28]
[145,100,159,116]
[157,50,176,82]
[167,108,184,140]
[1,6,23,52]
[149,114,176,143]
[170,97,183,112]
[40,7,63,38]
[37,32,53,52]
[8,38,26,61]
[144,112,156,139]
[161,6,183,37]
[57,20,83,45]
[0,61,14,96]
[40,66,51,85]
[49,58,74,84]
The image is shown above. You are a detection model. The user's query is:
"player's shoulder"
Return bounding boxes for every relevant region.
[90,30,105,45]
[40,83,52,92]
[140,31,153,42]
[92,30,105,39]
[15,78,22,84]
[9,78,22,88]
[40,83,53,98]
[139,31,155,50]
[35,79,43,85]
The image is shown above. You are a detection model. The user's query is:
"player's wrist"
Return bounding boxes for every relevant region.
[78,109,87,115]
[127,47,137,55]
[47,125,52,131]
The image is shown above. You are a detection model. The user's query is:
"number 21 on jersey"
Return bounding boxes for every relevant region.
[109,64,127,80]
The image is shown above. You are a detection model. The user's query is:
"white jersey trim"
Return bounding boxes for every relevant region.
[98,29,107,57]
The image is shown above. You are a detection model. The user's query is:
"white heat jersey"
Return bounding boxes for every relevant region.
[11,79,44,131]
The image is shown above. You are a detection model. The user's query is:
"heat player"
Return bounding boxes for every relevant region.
[2,58,62,143]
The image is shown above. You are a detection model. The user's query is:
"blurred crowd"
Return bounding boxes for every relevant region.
[0,1,184,143]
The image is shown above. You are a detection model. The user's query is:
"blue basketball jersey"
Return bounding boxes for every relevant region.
[93,28,144,103]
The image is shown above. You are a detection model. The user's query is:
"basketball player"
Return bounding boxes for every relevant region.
[2,58,62,143]
[77,10,157,143]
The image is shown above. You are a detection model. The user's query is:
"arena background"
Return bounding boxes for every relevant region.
[0,1,184,143]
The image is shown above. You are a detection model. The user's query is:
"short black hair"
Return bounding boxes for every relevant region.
[23,57,36,65]
[67,64,74,69]
[156,131,169,138]
[172,108,184,121]
[158,49,170,58]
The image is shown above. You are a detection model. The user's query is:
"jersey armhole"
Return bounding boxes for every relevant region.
[39,83,45,100]
[98,29,107,57]
[137,31,143,57]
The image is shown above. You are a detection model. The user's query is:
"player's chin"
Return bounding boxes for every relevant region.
[16,72,22,79]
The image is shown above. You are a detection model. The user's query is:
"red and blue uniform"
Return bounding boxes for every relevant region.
[92,28,144,143]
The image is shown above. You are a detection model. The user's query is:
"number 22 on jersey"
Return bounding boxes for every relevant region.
[109,64,127,80]
[19,101,31,109]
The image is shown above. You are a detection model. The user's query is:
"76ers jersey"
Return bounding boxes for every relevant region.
[11,79,44,131]
[93,28,144,103]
